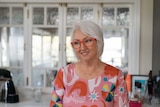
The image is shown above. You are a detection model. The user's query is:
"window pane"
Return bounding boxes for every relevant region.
[9,27,24,67]
[32,28,59,87]
[32,28,59,68]
[66,28,75,64]
[67,7,79,26]
[0,7,9,25]
[103,7,115,26]
[102,28,128,70]
[51,34,59,67]
[32,69,44,87]
[12,7,23,25]
[33,8,44,25]
[46,69,57,87]
[81,7,94,21]
[117,8,129,26]
[47,7,59,25]
[0,27,9,66]
[0,27,24,67]
[11,69,24,86]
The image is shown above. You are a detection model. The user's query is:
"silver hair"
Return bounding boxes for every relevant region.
[71,20,104,59]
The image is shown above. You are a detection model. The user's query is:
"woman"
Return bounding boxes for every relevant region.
[50,20,129,107]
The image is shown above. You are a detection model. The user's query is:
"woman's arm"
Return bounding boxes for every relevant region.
[113,71,130,107]
[50,69,64,107]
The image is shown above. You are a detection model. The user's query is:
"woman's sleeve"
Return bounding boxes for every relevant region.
[113,71,130,107]
[49,69,64,107]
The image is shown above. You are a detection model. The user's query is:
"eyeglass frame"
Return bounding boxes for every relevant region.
[71,37,97,49]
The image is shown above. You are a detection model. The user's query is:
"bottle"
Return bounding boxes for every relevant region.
[34,88,42,102]
[147,70,153,97]
[34,81,42,102]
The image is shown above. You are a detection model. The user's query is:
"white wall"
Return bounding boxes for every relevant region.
[140,0,153,75]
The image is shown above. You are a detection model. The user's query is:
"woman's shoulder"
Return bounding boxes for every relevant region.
[104,64,121,76]
[59,63,75,75]
[61,63,75,71]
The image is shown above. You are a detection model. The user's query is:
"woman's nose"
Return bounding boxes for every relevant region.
[80,41,87,49]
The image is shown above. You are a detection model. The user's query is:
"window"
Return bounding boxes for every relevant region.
[101,5,131,72]
[0,4,25,86]
[28,4,61,88]
[0,0,140,92]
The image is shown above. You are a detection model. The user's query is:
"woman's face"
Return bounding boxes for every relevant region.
[71,29,98,62]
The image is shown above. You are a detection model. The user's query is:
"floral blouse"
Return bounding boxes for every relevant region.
[50,63,129,107]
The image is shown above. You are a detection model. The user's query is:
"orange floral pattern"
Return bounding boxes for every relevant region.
[49,63,129,107]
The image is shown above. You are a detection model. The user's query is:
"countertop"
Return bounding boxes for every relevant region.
[0,94,159,107]
[0,93,50,107]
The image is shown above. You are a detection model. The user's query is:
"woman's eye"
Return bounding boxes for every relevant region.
[74,41,80,45]
[85,39,92,43]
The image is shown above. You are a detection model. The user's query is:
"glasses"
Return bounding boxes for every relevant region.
[71,38,96,49]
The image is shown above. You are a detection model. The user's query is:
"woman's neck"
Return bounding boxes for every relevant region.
[75,59,105,79]
[79,58,101,68]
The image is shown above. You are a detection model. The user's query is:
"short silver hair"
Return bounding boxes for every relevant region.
[71,20,104,58]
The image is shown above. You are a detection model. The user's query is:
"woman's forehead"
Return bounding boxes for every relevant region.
[73,29,90,39]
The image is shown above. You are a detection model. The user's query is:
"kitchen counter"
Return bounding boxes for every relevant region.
[0,94,159,107]
[142,103,160,107]
[0,93,51,107]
